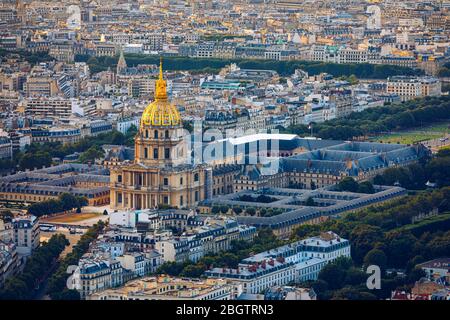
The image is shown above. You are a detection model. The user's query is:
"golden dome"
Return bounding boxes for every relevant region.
[140,59,181,127]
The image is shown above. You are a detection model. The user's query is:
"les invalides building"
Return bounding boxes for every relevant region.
[110,60,209,210]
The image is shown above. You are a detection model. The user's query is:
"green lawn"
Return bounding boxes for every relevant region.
[420,122,450,133]
[372,132,442,144]
[370,121,449,144]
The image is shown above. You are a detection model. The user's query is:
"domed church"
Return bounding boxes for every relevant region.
[110,59,209,210]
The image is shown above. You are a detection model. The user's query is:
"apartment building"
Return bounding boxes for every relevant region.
[70,258,123,299]
[127,77,155,98]
[205,232,350,294]
[154,219,256,263]
[0,241,18,287]
[87,276,236,300]
[337,48,368,64]
[24,97,72,118]
[0,137,13,160]
[386,76,441,101]
[24,76,59,97]
[12,215,40,259]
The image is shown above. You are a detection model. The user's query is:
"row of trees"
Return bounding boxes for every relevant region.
[0,49,54,66]
[75,53,423,79]
[437,61,450,77]
[373,147,450,189]
[293,183,450,300]
[2,127,137,172]
[0,234,69,300]
[293,186,450,267]
[210,205,284,217]
[27,193,89,217]
[336,177,375,194]
[286,96,450,141]
[237,194,278,203]
[306,256,426,300]
[156,228,283,278]
[46,221,106,300]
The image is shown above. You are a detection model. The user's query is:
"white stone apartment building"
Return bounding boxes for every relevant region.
[12,215,40,259]
[386,76,441,101]
[205,231,351,294]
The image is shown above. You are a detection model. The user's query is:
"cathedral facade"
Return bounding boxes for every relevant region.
[110,61,209,210]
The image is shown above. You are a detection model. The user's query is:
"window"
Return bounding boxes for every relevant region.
[195,191,199,201]
[164,178,168,186]
[153,148,158,159]
[118,193,122,203]
[194,173,199,182]
[145,130,148,138]
[165,130,169,138]
[180,196,183,206]
[180,177,183,185]
[144,148,148,158]
[164,196,169,204]
[165,148,170,159]
[117,175,122,183]
[154,130,158,139]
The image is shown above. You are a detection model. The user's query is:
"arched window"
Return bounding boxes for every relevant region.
[194,173,199,182]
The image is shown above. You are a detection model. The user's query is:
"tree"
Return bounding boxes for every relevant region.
[318,263,347,290]
[293,224,321,239]
[337,177,359,192]
[344,268,367,286]
[332,287,377,300]
[59,193,79,212]
[211,206,220,214]
[0,234,68,300]
[58,289,81,300]
[245,207,256,216]
[232,206,242,215]
[357,181,375,194]
[19,151,52,170]
[0,210,13,222]
[125,125,138,146]
[259,208,267,216]
[305,197,316,206]
[348,74,359,85]
[218,252,240,268]
[426,157,450,187]
[47,223,105,299]
[407,267,426,284]
[109,131,126,145]
[180,264,205,278]
[156,261,186,277]
[0,278,29,300]
[219,205,229,214]
[349,224,383,264]
[310,279,329,297]
[363,249,387,273]
[78,145,104,163]
[384,231,417,268]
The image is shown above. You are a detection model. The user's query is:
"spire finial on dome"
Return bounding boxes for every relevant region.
[159,56,163,80]
[155,56,167,100]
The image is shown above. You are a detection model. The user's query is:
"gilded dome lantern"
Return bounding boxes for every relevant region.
[140,58,181,128]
